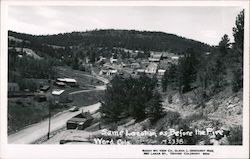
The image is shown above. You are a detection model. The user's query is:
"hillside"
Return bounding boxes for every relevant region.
[8,29,212,54]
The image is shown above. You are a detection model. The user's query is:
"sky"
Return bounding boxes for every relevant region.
[8,6,243,46]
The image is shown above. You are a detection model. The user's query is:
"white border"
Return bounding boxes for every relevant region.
[0,1,249,159]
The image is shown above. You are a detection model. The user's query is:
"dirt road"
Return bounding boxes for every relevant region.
[8,67,108,144]
[8,103,101,144]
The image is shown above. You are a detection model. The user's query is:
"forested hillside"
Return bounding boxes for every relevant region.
[9,29,212,54]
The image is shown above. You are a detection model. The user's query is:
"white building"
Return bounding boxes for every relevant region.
[52,89,70,103]
[158,69,166,76]
[56,78,78,87]
[145,63,158,74]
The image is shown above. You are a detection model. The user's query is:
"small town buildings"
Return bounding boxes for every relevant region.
[145,63,158,74]
[40,85,50,92]
[52,89,65,95]
[171,56,180,60]
[157,69,166,76]
[56,78,78,87]
[140,60,150,69]
[148,52,163,62]
[130,52,139,58]
[52,89,70,103]
[107,69,118,76]
[8,83,20,92]
[66,112,94,130]
[130,62,140,69]
[55,81,66,87]
[99,66,118,76]
[57,78,77,83]
[136,69,145,75]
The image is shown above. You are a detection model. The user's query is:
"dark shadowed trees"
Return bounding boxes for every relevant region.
[100,75,163,122]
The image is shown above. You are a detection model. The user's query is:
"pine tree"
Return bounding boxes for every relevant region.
[145,91,163,121]
[232,10,244,92]
[178,48,199,93]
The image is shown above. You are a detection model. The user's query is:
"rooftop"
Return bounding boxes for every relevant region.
[57,78,77,83]
[52,89,65,95]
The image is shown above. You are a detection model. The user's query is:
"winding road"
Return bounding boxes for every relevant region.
[8,103,101,144]
[8,69,108,144]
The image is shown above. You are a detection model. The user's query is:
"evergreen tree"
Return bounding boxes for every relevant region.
[232,10,244,92]
[145,91,163,121]
[218,34,230,57]
[233,10,244,53]
[178,48,199,93]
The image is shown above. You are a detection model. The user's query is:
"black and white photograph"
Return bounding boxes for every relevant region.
[0,0,249,158]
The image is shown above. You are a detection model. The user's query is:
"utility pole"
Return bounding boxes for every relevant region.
[47,103,51,140]
[47,75,52,140]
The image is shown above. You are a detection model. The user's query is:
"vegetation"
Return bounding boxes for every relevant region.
[162,10,244,98]
[231,10,244,92]
[8,48,56,91]
[100,75,163,122]
[9,29,211,54]
[227,125,243,145]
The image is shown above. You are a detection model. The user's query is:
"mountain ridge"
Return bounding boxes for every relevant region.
[8,29,212,54]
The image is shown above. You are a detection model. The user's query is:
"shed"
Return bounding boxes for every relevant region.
[64,78,78,87]
[55,82,66,87]
[158,69,166,76]
[66,112,94,130]
[40,85,50,92]
[56,78,78,87]
[52,89,70,103]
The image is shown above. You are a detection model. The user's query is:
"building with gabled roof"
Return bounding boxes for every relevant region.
[66,112,94,130]
[148,52,163,62]
[52,89,71,103]
[145,63,158,74]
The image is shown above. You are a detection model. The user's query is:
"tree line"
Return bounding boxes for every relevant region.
[100,75,163,122]
[162,10,244,107]
[9,29,211,55]
[8,48,56,91]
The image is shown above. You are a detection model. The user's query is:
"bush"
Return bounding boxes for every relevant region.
[154,111,181,130]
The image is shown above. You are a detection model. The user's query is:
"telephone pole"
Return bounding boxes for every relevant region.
[47,104,51,140]
[47,75,52,140]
